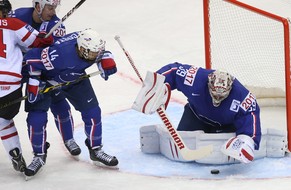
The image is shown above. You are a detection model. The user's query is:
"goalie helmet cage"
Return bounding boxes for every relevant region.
[203,0,291,151]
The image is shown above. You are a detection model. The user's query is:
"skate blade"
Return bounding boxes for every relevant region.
[71,155,80,161]
[24,167,44,181]
[92,161,119,170]
[25,175,32,181]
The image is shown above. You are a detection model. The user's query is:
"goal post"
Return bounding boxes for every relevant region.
[203,0,291,151]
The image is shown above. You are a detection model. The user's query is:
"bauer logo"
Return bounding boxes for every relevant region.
[0,86,10,91]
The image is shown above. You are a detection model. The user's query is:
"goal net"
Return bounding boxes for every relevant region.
[203,0,291,150]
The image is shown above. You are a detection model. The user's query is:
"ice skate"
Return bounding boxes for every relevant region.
[9,147,26,173]
[64,138,81,158]
[24,142,49,180]
[85,139,118,169]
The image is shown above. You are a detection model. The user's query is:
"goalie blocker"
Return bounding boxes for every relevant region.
[132,71,171,114]
[140,124,287,164]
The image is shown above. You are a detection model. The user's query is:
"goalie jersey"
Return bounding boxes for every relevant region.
[156,62,261,149]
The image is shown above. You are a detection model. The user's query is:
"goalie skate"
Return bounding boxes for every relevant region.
[64,139,81,159]
[25,142,49,180]
[9,148,26,173]
[85,139,119,169]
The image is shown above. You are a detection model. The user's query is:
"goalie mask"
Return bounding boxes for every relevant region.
[77,29,105,61]
[208,70,234,107]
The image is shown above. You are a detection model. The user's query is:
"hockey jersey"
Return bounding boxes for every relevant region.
[156,62,261,149]
[0,18,39,97]
[11,7,66,41]
[23,32,100,84]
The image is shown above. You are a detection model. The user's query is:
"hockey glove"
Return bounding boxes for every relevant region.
[29,32,54,48]
[27,78,45,103]
[97,51,117,81]
[221,134,255,163]
[132,71,171,115]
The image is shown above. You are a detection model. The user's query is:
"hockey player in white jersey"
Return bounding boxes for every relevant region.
[0,0,53,173]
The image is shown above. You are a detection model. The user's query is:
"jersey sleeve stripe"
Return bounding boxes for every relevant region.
[21,31,33,42]
[251,112,258,138]
[160,67,178,75]
[0,81,21,85]
[0,71,22,78]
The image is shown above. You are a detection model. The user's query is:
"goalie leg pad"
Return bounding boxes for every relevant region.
[140,125,160,154]
[156,125,203,162]
[140,125,286,163]
[266,128,287,157]
[195,132,239,164]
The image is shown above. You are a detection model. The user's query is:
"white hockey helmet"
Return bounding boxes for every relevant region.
[32,0,60,14]
[208,70,234,107]
[77,29,106,61]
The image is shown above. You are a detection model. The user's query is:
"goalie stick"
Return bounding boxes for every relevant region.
[114,35,213,161]
[45,0,86,38]
[0,71,101,109]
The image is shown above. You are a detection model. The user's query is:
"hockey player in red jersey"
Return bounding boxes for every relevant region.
[0,0,53,174]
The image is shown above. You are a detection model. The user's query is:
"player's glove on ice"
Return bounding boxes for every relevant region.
[27,78,45,103]
[97,51,117,81]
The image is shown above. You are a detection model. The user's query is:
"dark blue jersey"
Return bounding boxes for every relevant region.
[11,7,66,41]
[23,32,98,83]
[156,62,261,147]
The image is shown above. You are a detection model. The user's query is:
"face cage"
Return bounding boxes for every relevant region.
[209,86,231,107]
[81,48,104,61]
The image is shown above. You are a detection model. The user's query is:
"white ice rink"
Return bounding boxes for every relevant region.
[1,0,291,189]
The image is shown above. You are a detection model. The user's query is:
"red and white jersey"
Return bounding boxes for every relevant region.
[0,18,38,97]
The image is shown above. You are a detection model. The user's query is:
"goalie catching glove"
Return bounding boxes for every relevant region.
[132,71,171,114]
[221,134,255,163]
[96,51,117,81]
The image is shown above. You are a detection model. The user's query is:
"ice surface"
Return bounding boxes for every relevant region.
[1,0,291,189]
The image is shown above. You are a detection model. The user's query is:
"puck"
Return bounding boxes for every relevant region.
[211,169,220,174]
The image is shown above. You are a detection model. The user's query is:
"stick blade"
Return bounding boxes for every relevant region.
[180,144,213,161]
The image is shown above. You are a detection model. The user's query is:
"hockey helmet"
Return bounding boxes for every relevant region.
[208,70,234,107]
[0,0,12,17]
[32,0,60,14]
[77,29,106,61]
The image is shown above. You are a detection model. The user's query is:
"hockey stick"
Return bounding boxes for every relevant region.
[45,0,86,38]
[0,71,101,109]
[114,35,213,161]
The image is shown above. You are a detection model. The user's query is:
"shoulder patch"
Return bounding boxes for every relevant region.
[230,99,240,112]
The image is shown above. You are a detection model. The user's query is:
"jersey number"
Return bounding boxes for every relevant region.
[0,30,7,58]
